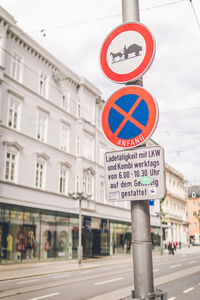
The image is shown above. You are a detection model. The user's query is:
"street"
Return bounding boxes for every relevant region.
[0,248,200,299]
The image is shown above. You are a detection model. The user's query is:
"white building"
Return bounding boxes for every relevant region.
[0,7,187,264]
[162,164,188,246]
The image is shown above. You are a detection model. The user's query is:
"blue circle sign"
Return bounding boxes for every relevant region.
[102,86,159,148]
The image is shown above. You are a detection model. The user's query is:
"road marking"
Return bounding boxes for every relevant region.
[29,292,60,300]
[53,274,70,279]
[17,279,39,284]
[81,270,94,274]
[153,268,159,272]
[169,264,181,269]
[183,287,195,293]
[103,266,115,271]
[188,260,197,264]
[168,297,176,300]
[94,277,123,286]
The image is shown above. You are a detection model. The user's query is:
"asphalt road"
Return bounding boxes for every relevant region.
[1,252,200,300]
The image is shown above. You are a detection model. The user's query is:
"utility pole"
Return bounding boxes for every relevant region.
[121,1,166,299]
[68,192,91,266]
[156,211,165,256]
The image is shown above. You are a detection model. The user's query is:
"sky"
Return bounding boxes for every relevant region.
[1,0,200,185]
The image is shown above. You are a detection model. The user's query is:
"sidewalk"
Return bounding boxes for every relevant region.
[0,246,199,299]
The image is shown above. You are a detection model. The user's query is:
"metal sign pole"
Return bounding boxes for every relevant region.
[122,1,154,299]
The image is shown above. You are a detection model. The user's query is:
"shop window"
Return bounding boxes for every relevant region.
[0,204,79,263]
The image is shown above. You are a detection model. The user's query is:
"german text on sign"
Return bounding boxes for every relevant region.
[104,146,165,201]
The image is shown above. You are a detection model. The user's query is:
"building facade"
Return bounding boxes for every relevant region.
[0,7,187,264]
[187,185,200,244]
[161,164,188,246]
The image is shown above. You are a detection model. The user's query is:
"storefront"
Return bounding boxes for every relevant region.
[82,216,109,257]
[110,221,132,255]
[0,203,120,264]
[0,203,161,264]
[0,204,79,264]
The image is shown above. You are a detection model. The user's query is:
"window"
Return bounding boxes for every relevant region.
[194,222,197,229]
[11,52,23,82]
[8,96,21,130]
[59,169,68,195]
[83,97,95,124]
[3,141,22,183]
[35,161,45,189]
[83,133,94,161]
[36,110,48,142]
[0,35,3,65]
[193,201,196,207]
[75,175,80,193]
[39,73,48,98]
[77,97,81,118]
[193,211,197,217]
[76,136,80,156]
[192,192,196,198]
[5,152,16,182]
[62,91,70,112]
[83,174,94,198]
[100,179,106,203]
[60,123,69,152]
[99,144,106,165]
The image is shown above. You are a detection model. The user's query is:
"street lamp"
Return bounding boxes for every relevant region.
[68,192,91,266]
[155,212,165,256]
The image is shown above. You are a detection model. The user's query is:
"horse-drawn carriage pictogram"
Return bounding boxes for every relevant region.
[110,43,142,63]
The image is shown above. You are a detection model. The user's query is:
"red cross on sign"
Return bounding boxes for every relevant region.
[101,86,159,148]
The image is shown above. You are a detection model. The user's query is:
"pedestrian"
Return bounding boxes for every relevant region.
[168,241,172,254]
[174,241,177,251]
[168,241,175,255]
[126,240,131,254]
[179,241,182,249]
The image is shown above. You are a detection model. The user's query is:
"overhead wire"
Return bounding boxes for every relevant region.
[2,45,200,117]
[0,0,188,39]
[189,0,200,30]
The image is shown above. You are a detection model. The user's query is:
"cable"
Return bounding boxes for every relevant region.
[189,0,200,30]
[0,0,187,39]
[142,0,186,11]
[2,45,200,117]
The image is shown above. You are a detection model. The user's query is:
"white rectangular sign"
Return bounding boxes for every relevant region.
[104,146,166,201]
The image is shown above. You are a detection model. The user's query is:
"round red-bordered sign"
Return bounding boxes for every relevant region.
[101,86,158,148]
[100,22,155,83]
